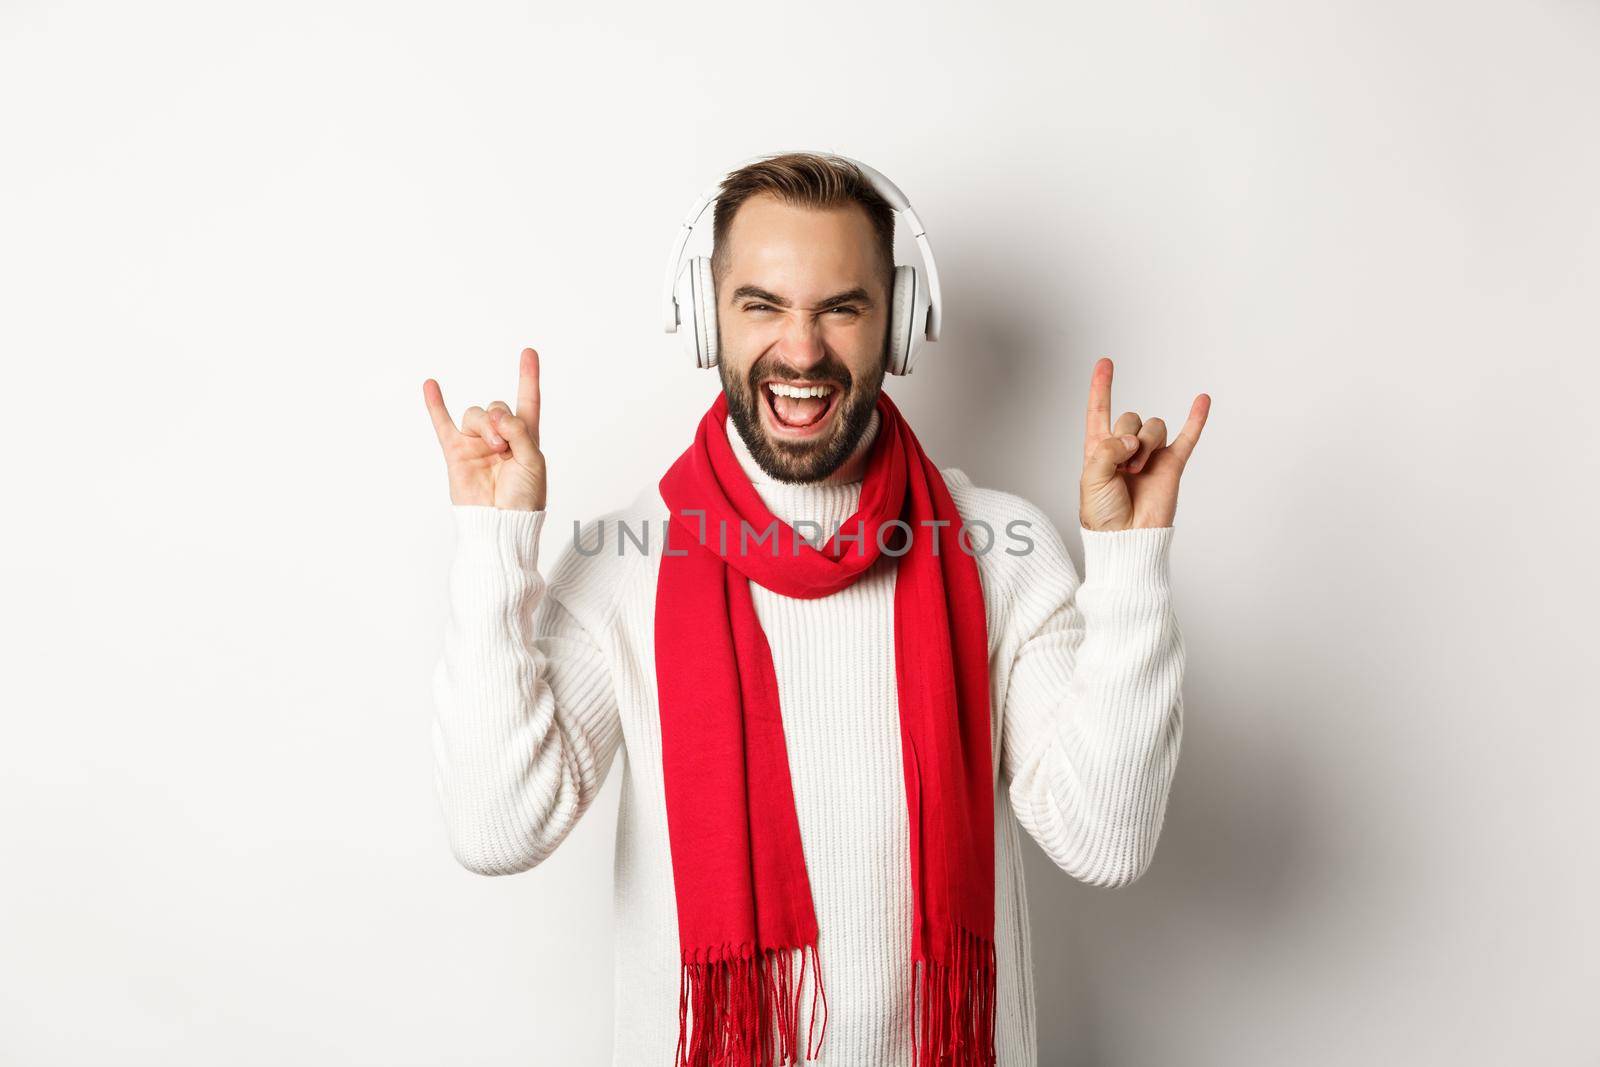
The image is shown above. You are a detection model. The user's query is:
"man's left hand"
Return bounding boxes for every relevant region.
[1080,357,1210,531]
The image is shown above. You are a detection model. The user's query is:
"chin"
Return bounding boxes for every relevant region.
[726,378,879,484]
[719,347,886,484]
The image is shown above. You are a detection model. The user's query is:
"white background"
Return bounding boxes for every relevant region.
[2,1,1596,1064]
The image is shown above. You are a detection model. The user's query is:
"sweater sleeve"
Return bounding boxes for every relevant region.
[997,522,1185,888]
[430,505,624,876]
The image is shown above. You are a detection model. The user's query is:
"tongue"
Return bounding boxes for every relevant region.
[773,392,827,426]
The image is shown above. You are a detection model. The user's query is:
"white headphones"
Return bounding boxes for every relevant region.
[660,150,944,376]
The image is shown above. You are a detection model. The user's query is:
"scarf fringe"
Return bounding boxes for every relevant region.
[910,923,998,1067]
[676,942,828,1067]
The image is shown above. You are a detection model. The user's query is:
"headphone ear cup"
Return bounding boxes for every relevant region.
[900,262,933,375]
[674,256,720,369]
[673,259,700,367]
[691,256,719,369]
[885,265,917,375]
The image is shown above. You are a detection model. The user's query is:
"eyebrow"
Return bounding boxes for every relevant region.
[730,285,874,310]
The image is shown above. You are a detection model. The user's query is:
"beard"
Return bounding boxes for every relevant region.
[719,345,885,485]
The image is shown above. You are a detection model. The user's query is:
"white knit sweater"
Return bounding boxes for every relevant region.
[430,410,1186,1066]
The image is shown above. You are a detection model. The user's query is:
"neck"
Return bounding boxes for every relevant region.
[820,416,878,485]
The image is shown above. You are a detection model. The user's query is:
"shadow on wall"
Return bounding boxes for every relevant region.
[896,225,1096,538]
[1023,691,1312,1066]
[891,235,1038,496]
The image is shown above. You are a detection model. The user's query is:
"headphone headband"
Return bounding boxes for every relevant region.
[660,150,943,343]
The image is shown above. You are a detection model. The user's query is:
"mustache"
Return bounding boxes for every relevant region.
[745,357,853,389]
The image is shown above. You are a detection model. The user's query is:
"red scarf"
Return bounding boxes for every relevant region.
[655,389,997,1067]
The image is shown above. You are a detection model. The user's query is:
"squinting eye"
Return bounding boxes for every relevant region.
[742,303,858,315]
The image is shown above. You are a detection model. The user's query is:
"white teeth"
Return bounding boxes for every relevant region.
[767,382,834,399]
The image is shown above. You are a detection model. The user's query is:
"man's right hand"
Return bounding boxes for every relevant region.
[423,347,547,511]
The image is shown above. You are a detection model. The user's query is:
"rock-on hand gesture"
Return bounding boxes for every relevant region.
[1080,357,1209,530]
[422,347,547,512]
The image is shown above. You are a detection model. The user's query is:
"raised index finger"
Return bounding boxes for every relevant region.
[1084,357,1113,445]
[516,347,541,439]
[422,378,457,445]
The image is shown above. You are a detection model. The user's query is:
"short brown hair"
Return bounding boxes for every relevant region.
[709,152,897,298]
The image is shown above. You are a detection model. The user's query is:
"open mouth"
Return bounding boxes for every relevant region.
[762,379,842,438]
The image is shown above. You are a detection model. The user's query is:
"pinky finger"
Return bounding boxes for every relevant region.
[1166,394,1211,468]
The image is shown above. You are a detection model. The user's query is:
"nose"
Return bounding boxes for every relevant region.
[773,314,828,375]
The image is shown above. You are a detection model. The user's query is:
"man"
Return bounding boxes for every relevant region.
[422,152,1209,1066]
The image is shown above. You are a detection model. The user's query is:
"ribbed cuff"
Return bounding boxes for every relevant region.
[450,505,548,574]
[1079,525,1174,595]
